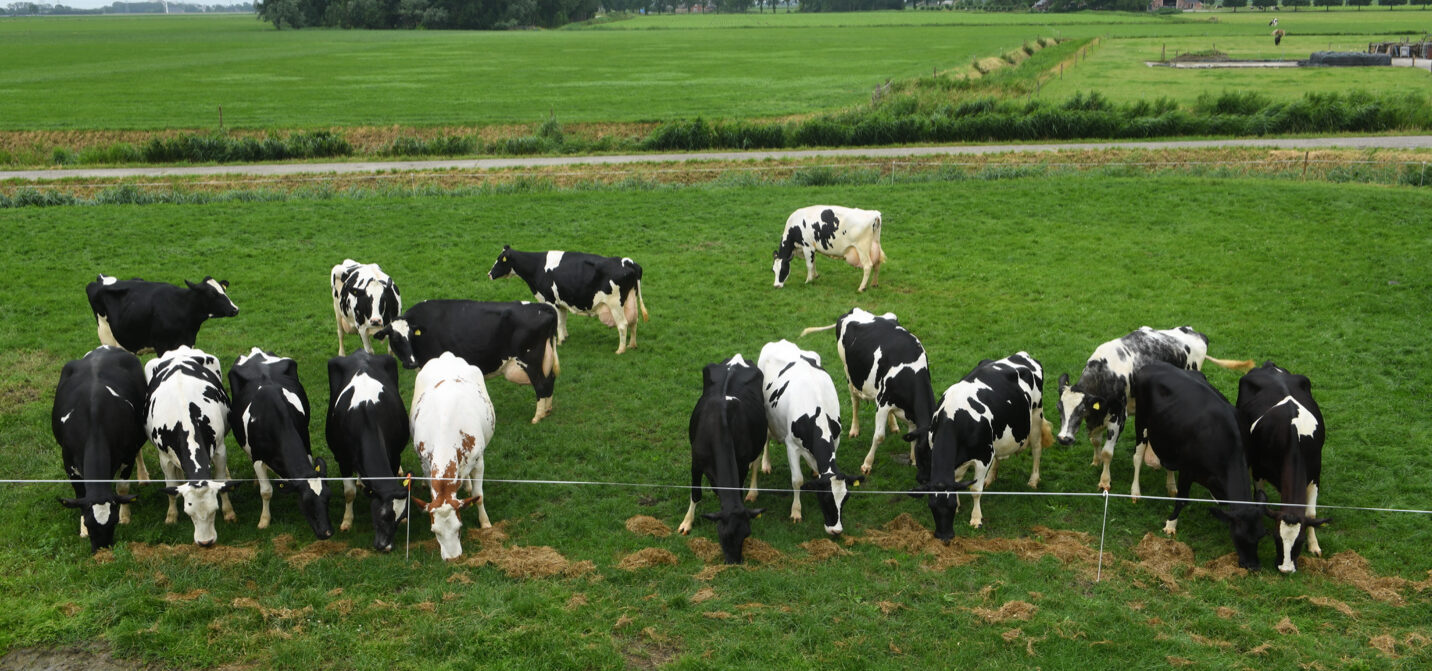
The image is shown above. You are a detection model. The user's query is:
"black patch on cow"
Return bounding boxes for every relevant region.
[812,210,840,250]
[767,380,791,409]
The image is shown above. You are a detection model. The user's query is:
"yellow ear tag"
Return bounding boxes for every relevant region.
[501,256,507,263]
[1092,402,1101,411]
[853,480,861,488]
[755,513,762,519]
[414,329,422,336]
[402,473,411,488]
[314,465,320,472]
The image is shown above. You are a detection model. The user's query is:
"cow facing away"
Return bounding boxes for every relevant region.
[800,308,934,476]
[772,205,887,293]
[487,246,649,354]
[677,355,767,564]
[1132,361,1266,571]
[52,346,146,552]
[376,300,560,424]
[1056,326,1255,494]
[326,351,411,552]
[754,340,862,534]
[1237,362,1328,574]
[410,352,496,561]
[912,353,1052,540]
[331,259,401,356]
[86,274,239,356]
[228,347,333,540]
[144,346,237,546]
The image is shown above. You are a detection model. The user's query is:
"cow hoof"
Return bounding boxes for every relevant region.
[165,514,177,525]
[848,428,860,438]
[678,525,691,536]
[790,514,802,523]
[340,522,352,532]
[970,521,983,529]
[615,348,626,355]
[860,463,873,475]
[257,520,270,530]
[744,492,758,503]
[224,512,238,523]
[1027,478,1039,489]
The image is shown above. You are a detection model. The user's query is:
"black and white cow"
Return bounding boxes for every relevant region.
[410,352,497,561]
[375,300,561,424]
[228,347,333,540]
[487,246,649,354]
[326,350,411,552]
[144,346,237,546]
[1237,362,1328,574]
[677,355,767,564]
[772,205,887,293]
[86,274,239,356]
[800,308,934,476]
[1132,361,1266,571]
[331,259,401,356]
[51,346,146,552]
[754,339,863,534]
[1055,326,1254,494]
[911,353,1052,540]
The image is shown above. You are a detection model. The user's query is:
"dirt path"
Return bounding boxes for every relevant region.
[5,136,1432,182]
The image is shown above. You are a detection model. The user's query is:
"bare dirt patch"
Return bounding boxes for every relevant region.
[0,642,143,671]
[618,625,680,670]
[617,548,678,571]
[624,515,672,538]
[968,600,1038,624]
[1300,551,1411,605]
[126,541,257,567]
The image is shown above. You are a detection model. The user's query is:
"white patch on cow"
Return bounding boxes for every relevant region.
[307,477,323,496]
[1277,520,1301,573]
[100,274,117,285]
[59,410,73,424]
[91,502,112,526]
[96,314,118,349]
[343,372,386,409]
[544,250,565,272]
[827,478,848,535]
[430,503,464,560]
[392,496,409,524]
[282,388,305,416]
[1249,396,1318,440]
[175,482,222,545]
[388,320,412,341]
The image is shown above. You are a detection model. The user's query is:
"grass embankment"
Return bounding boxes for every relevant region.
[1,175,1430,668]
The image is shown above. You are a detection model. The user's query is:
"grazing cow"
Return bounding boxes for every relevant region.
[376,300,560,424]
[487,246,649,354]
[331,259,401,356]
[410,352,496,561]
[911,353,1052,539]
[677,355,767,564]
[228,347,333,540]
[144,346,237,546]
[754,340,863,534]
[51,346,146,552]
[86,274,239,356]
[800,308,934,476]
[1237,362,1328,574]
[1132,361,1266,571]
[772,205,887,293]
[326,350,411,552]
[1055,326,1254,493]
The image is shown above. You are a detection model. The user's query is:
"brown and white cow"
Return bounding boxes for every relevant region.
[410,352,496,561]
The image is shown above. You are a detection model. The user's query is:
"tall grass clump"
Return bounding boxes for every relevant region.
[381,135,477,157]
[141,130,351,163]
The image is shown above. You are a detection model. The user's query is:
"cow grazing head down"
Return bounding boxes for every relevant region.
[1210,493,1269,571]
[273,457,334,540]
[771,226,802,288]
[413,495,481,561]
[374,319,419,369]
[58,492,139,553]
[161,480,238,546]
[488,245,517,280]
[701,507,765,564]
[368,487,410,553]
[186,277,239,319]
[908,478,977,542]
[1055,371,1107,447]
[1266,506,1331,574]
[801,474,864,535]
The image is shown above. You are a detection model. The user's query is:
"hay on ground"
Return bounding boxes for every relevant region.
[799,538,849,562]
[1132,533,1193,590]
[565,593,587,610]
[162,589,207,603]
[617,547,677,571]
[231,597,312,621]
[279,538,351,570]
[1369,634,1399,657]
[741,538,783,564]
[126,541,257,567]
[968,600,1037,624]
[693,564,730,581]
[690,587,716,604]
[1274,617,1299,636]
[624,515,672,538]
[465,520,510,545]
[1303,596,1356,617]
[1300,551,1408,604]
[1215,606,1238,619]
[327,599,353,616]
[1191,553,1249,581]
[687,537,721,563]
[463,544,591,579]
[1247,642,1273,656]
[702,611,733,620]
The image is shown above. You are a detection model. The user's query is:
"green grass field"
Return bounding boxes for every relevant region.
[1,173,1430,668]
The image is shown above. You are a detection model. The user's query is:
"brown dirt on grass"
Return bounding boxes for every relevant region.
[968,600,1038,624]
[1216,606,1239,619]
[617,548,678,571]
[1189,633,1234,649]
[877,601,903,615]
[690,587,716,604]
[799,538,849,562]
[1247,642,1274,656]
[1191,553,1249,581]
[565,593,587,610]
[1275,617,1300,636]
[702,611,734,620]
[741,538,784,564]
[1369,634,1398,657]
[327,599,353,616]
[693,564,730,581]
[1302,596,1356,617]
[232,597,312,621]
[271,534,353,569]
[91,549,115,564]
[463,544,593,579]
[1167,657,1195,666]
[126,542,257,567]
[1132,533,1194,590]
[687,537,721,563]
[624,515,672,538]
[162,589,207,603]
[0,642,140,671]
[1300,551,1411,605]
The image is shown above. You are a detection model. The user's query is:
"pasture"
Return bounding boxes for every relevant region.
[1,173,1430,668]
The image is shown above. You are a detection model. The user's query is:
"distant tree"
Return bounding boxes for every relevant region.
[256,0,306,27]
[1222,0,1248,10]
[1283,0,1308,8]
[1313,0,1341,9]
[1382,0,1407,8]
[1251,0,1277,9]
[1346,0,1370,8]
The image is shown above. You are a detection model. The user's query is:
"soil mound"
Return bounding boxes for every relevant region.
[618,548,678,571]
[624,515,672,538]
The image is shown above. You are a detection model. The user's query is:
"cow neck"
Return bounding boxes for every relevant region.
[80,434,118,500]
[505,249,550,294]
[1278,449,1310,507]
[357,430,405,498]
[268,428,314,482]
[1220,450,1258,504]
[709,396,748,514]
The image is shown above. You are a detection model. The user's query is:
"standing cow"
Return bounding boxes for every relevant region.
[228,347,333,540]
[410,352,497,561]
[1132,361,1266,571]
[754,340,862,534]
[331,259,401,356]
[52,346,146,552]
[772,205,887,293]
[800,308,935,476]
[145,346,237,546]
[1055,326,1254,494]
[677,355,767,564]
[911,353,1052,539]
[1237,362,1328,574]
[86,274,239,356]
[487,246,649,355]
[326,350,411,552]
[376,300,560,424]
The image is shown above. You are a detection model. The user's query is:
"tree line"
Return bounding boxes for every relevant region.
[4,1,250,14]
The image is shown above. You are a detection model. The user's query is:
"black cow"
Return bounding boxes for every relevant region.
[487,246,649,354]
[1055,326,1254,494]
[326,350,411,552]
[800,308,935,476]
[911,352,1051,540]
[375,299,561,424]
[676,355,767,564]
[144,346,237,546]
[52,346,146,552]
[1132,361,1266,571]
[228,347,333,540]
[1237,361,1328,574]
[86,274,239,356]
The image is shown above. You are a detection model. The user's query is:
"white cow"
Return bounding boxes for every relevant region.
[331,259,401,356]
[410,352,496,561]
[144,346,236,546]
[772,205,887,292]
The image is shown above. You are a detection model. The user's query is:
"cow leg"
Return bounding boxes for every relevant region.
[760,433,774,474]
[847,385,862,438]
[855,246,873,293]
[608,296,630,355]
[745,459,760,503]
[117,478,133,526]
[1306,482,1322,556]
[159,456,182,525]
[622,290,641,349]
[216,453,237,523]
[359,327,375,355]
[255,461,273,530]
[1130,441,1147,502]
[678,469,702,535]
[984,459,999,488]
[969,461,990,528]
[861,405,893,475]
[1096,416,1123,493]
[556,310,569,344]
[1165,470,1177,497]
[1163,471,1193,536]
[472,456,491,529]
[870,239,884,288]
[340,477,357,532]
[787,440,805,523]
[803,247,819,283]
[1088,425,1107,466]
[1027,415,1044,489]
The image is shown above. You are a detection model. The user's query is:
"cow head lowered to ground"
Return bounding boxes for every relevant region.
[678,355,767,564]
[145,346,238,546]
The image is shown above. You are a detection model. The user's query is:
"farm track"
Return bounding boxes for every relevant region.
[5,135,1432,183]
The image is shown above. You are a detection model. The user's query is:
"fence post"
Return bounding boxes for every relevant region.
[1303,151,1310,180]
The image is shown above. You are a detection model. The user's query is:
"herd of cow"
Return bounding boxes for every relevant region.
[51,206,1327,576]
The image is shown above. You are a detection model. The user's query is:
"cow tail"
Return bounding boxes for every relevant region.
[1205,355,1256,373]
[625,260,649,322]
[547,311,561,377]
[799,323,838,338]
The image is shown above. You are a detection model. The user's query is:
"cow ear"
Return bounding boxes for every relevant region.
[185,280,199,290]
[906,486,928,499]
[219,279,230,289]
[373,326,391,341]
[842,475,865,488]
[161,486,179,496]
[314,457,328,477]
[57,497,83,509]
[458,495,481,509]
[1306,516,1332,527]
[114,493,139,504]
[412,495,431,511]
[800,481,824,492]
[219,481,240,493]
[503,244,511,250]
[1058,373,1070,392]
[951,478,977,492]
[1208,507,1232,523]
[700,512,722,522]
[745,508,765,520]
